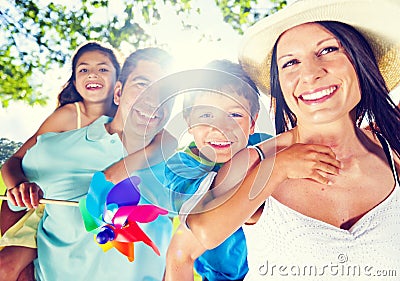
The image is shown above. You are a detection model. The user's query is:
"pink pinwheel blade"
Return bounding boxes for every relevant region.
[127,205,168,223]
[113,205,168,227]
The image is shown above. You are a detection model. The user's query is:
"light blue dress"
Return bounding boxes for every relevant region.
[14,116,172,281]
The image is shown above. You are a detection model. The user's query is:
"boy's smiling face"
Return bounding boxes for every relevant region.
[187,91,256,163]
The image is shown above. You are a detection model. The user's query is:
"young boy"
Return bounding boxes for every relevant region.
[164,60,270,281]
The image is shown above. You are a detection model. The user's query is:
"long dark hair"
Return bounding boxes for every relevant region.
[57,41,121,107]
[271,21,400,155]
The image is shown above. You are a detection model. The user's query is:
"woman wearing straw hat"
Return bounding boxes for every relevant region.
[185,0,400,280]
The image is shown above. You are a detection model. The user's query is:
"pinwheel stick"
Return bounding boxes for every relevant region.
[0,195,79,207]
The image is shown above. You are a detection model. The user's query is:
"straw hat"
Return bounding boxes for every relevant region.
[239,0,400,95]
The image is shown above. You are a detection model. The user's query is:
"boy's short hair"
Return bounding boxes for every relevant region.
[182,60,260,120]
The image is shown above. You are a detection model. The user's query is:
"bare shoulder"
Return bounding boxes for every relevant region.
[37,103,77,135]
[57,102,77,113]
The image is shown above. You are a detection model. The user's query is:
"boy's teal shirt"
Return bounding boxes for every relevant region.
[164,132,272,281]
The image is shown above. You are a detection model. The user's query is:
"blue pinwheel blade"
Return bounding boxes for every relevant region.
[106,176,141,207]
[86,172,115,218]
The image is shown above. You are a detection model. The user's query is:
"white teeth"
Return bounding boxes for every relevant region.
[209,141,231,146]
[301,86,337,101]
[86,83,102,89]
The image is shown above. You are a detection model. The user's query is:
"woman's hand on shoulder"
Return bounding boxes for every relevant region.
[6,181,43,209]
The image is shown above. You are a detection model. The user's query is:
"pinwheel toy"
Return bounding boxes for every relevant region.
[78,171,168,262]
[0,172,168,262]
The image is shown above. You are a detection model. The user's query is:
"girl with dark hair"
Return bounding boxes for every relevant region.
[0,41,121,280]
[57,41,121,107]
[3,40,121,207]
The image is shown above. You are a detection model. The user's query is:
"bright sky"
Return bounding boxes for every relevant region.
[0,0,270,142]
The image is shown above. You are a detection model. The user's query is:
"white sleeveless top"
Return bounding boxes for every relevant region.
[243,138,400,280]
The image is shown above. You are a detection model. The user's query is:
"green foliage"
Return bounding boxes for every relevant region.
[214,0,286,34]
[0,0,286,108]
[0,137,22,168]
[0,51,48,107]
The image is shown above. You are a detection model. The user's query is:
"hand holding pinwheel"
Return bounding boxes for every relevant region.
[79,171,168,262]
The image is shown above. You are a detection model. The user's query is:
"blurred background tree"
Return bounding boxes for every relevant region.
[0,0,286,107]
[0,137,22,167]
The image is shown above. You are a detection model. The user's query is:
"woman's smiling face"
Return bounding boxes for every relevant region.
[276,23,361,125]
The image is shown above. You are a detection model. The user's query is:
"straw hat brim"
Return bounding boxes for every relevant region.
[239,0,400,95]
